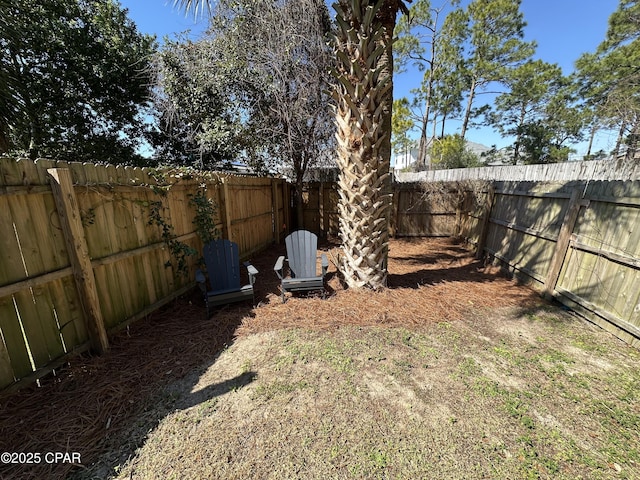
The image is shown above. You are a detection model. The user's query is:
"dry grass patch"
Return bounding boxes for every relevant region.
[110,311,639,480]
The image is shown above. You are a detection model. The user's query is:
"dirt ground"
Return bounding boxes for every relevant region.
[0,238,638,479]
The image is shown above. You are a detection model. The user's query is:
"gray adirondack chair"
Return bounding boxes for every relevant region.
[274,230,328,303]
[196,239,258,318]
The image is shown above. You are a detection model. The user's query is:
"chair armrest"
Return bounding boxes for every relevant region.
[274,256,285,280]
[195,269,207,293]
[244,262,258,286]
[320,253,329,277]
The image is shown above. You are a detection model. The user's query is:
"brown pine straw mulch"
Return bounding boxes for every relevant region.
[0,237,542,480]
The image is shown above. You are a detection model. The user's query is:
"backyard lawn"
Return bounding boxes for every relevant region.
[1,238,638,480]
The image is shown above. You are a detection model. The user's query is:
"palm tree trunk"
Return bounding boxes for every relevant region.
[331,0,406,289]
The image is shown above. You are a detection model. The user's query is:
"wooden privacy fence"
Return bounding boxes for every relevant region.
[468,180,640,348]
[301,182,339,236]
[396,157,640,183]
[301,181,470,238]
[0,158,289,391]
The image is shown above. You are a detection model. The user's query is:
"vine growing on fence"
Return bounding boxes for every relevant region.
[147,200,197,276]
[143,167,223,277]
[188,188,220,244]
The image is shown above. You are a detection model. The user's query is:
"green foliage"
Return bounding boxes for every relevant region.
[154,0,335,182]
[575,0,640,158]
[393,0,537,150]
[516,121,573,164]
[394,0,465,163]
[428,134,482,169]
[392,98,416,154]
[147,200,197,276]
[486,60,584,163]
[188,189,220,244]
[456,0,536,138]
[142,166,223,275]
[150,34,245,168]
[0,0,156,162]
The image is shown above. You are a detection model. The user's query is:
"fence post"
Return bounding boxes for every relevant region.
[390,184,400,237]
[220,177,233,240]
[475,185,495,259]
[283,182,291,234]
[47,168,109,354]
[319,182,325,237]
[543,187,583,299]
[272,179,281,244]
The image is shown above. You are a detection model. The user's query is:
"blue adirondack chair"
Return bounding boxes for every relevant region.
[274,230,328,303]
[196,239,258,317]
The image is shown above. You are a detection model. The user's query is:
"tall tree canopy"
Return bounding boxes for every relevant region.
[393,0,535,167]
[159,0,335,227]
[455,0,535,139]
[394,0,460,167]
[0,0,156,162]
[576,0,640,159]
[149,34,247,168]
[485,60,585,163]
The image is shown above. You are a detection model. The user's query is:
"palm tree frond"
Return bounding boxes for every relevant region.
[171,0,213,19]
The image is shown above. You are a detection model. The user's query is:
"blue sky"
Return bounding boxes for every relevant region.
[120,0,621,157]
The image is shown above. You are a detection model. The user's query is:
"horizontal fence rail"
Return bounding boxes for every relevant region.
[0,158,289,391]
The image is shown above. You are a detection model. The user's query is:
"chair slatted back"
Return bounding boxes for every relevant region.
[285,230,318,278]
[203,239,241,292]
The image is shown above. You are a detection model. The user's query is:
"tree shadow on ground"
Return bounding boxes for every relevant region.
[387,237,510,290]
[171,370,257,412]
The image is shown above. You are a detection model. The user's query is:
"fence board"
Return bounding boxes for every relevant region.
[49,275,88,350]
[0,330,15,389]
[0,197,26,285]
[478,179,640,346]
[32,285,68,359]
[0,297,31,383]
[11,289,58,368]
[8,194,43,275]
[0,158,25,186]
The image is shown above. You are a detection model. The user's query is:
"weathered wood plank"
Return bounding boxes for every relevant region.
[48,168,109,353]
[489,218,558,243]
[0,158,26,186]
[544,188,583,298]
[0,198,27,286]
[49,275,87,350]
[0,330,16,389]
[11,289,54,368]
[555,286,640,340]
[272,180,280,243]
[0,297,32,381]
[221,179,233,241]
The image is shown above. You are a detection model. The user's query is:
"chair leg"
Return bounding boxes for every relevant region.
[204,293,210,319]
